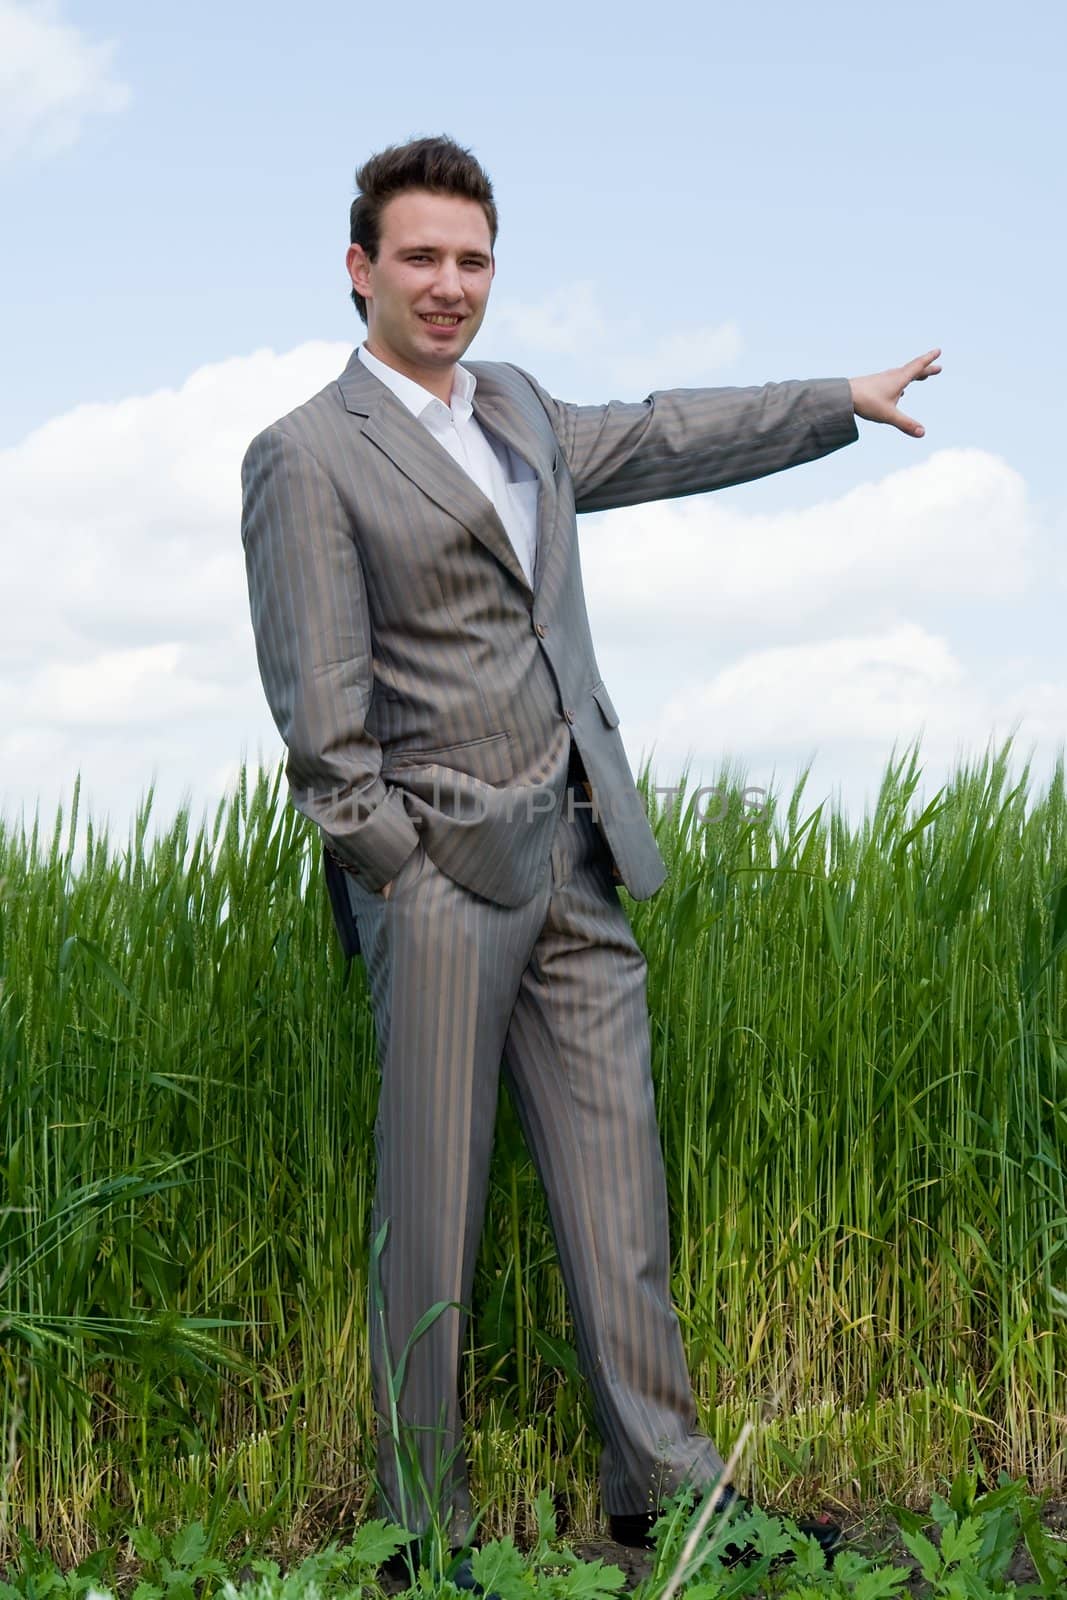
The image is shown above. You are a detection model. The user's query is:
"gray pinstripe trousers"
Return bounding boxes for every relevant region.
[345,776,725,1539]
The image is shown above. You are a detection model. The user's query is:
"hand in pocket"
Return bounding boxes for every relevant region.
[379,840,422,900]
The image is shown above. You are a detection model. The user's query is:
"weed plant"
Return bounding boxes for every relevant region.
[1,1479,1064,1598]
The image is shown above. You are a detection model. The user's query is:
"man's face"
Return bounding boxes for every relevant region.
[347,189,495,379]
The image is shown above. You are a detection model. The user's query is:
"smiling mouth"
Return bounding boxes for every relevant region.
[419,314,463,327]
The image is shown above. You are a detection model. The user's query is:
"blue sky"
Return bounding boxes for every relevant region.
[2,0,1065,851]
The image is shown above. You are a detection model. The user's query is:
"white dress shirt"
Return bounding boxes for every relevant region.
[358,342,539,585]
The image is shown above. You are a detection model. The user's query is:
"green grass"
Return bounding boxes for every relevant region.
[1,736,1065,1565]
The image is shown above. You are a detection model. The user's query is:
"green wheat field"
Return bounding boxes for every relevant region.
[1,738,1065,1572]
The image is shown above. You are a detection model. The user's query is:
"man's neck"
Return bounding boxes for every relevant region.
[363,338,455,405]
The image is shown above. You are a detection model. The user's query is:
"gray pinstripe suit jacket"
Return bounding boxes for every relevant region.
[241,350,858,958]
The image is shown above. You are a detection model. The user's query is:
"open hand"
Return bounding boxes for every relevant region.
[849,348,942,438]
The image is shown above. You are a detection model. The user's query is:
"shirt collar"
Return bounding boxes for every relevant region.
[357,342,476,423]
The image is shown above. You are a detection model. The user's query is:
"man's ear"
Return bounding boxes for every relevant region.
[347,243,372,299]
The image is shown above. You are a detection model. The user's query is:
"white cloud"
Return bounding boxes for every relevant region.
[1,340,347,667]
[483,281,742,390]
[580,450,1051,818]
[612,320,744,391]
[579,447,1034,637]
[624,623,1067,824]
[0,340,348,843]
[0,337,1062,854]
[489,280,610,354]
[656,624,971,751]
[0,1,130,161]
[10,643,225,727]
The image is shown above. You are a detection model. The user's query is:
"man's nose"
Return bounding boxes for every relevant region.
[430,260,464,300]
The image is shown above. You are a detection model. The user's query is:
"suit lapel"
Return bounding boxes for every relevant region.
[468,370,559,593]
[337,349,536,598]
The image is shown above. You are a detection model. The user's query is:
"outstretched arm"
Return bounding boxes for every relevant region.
[515,347,942,514]
[528,374,859,513]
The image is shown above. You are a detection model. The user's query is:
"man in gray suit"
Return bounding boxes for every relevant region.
[241,135,939,1566]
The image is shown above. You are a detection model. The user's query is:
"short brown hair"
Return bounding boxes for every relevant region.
[348,135,498,323]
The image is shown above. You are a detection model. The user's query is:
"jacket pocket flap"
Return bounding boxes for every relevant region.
[384,730,514,784]
[591,681,620,728]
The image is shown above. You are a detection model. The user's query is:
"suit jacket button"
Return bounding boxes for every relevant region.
[564,708,575,723]
[535,621,547,637]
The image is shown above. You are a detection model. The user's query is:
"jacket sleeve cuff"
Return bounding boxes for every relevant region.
[809,376,859,451]
[324,835,421,894]
[315,782,421,892]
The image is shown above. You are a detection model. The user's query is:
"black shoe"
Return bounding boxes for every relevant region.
[608,1511,661,1550]
[379,1548,416,1586]
[609,1488,742,1551]
[793,1512,844,1564]
[379,1547,502,1597]
[448,1556,502,1598]
[609,1492,842,1568]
